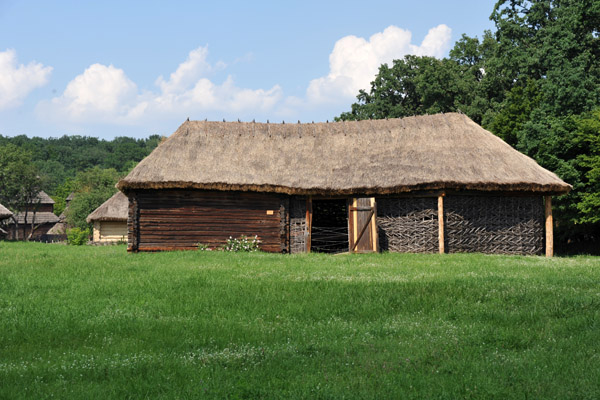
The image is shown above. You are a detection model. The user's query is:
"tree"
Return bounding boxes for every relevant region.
[488,0,600,245]
[0,144,43,240]
[66,167,122,230]
[489,0,600,116]
[337,33,498,125]
[574,109,600,225]
[52,177,75,217]
[337,0,600,250]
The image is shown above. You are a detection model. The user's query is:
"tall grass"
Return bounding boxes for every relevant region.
[1,242,599,399]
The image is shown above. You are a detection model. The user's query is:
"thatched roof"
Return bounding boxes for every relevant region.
[86,191,128,223]
[118,113,571,195]
[10,212,59,225]
[47,221,67,235]
[0,204,12,219]
[34,191,55,204]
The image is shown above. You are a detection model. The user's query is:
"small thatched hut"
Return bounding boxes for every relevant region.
[6,191,59,240]
[117,113,570,255]
[86,191,128,243]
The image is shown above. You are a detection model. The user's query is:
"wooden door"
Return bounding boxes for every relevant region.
[348,197,378,253]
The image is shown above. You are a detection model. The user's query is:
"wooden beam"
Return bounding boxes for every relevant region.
[438,194,445,254]
[545,196,553,257]
[127,192,139,252]
[371,197,379,252]
[306,196,312,253]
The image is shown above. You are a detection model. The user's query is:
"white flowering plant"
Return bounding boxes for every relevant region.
[221,235,261,252]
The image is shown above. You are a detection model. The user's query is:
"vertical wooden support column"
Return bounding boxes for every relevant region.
[370,197,379,252]
[279,197,290,253]
[306,196,313,253]
[128,192,139,252]
[438,194,445,254]
[545,196,553,257]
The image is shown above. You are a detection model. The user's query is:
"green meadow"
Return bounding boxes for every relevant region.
[1,242,599,399]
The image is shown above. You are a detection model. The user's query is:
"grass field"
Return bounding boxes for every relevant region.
[1,242,599,399]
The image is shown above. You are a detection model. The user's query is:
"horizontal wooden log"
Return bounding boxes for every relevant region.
[140,211,279,221]
[138,222,278,229]
[139,227,280,235]
[138,231,281,238]
[138,202,281,210]
[137,245,282,252]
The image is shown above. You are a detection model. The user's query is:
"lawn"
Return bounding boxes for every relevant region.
[1,242,599,399]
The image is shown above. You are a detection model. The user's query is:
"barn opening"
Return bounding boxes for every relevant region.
[310,199,349,253]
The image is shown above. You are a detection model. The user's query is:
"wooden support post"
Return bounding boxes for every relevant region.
[127,192,139,252]
[438,194,445,254]
[306,196,312,253]
[371,197,379,252]
[545,196,553,257]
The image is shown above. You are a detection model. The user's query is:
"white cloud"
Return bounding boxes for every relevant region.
[37,25,452,127]
[38,63,139,123]
[0,49,52,110]
[38,46,282,124]
[306,24,452,104]
[155,47,216,94]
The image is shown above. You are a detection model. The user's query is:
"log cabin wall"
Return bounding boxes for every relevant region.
[7,223,55,240]
[21,204,53,213]
[96,221,127,243]
[129,189,287,252]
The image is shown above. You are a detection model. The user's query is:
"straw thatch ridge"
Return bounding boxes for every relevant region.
[86,191,129,224]
[10,212,59,224]
[34,191,55,204]
[0,203,12,219]
[117,113,571,195]
[47,221,67,235]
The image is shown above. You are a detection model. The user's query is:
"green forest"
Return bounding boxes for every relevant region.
[0,135,162,229]
[1,0,599,252]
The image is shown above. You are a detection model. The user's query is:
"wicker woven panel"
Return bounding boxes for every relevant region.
[445,196,544,255]
[376,197,438,253]
[289,197,307,253]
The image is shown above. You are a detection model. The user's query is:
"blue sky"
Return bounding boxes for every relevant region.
[0,1,496,139]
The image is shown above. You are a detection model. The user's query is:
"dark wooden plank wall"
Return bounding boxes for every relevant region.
[21,204,53,213]
[130,190,286,252]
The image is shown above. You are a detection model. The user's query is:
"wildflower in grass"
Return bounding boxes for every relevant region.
[221,235,261,252]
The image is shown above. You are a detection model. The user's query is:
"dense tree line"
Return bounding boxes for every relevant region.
[0,134,162,195]
[0,135,162,232]
[338,0,600,251]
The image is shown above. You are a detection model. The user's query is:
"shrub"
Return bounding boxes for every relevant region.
[222,235,261,252]
[67,227,90,246]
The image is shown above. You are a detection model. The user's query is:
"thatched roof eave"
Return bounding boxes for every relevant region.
[90,217,128,223]
[86,191,129,224]
[117,180,570,196]
[0,203,13,219]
